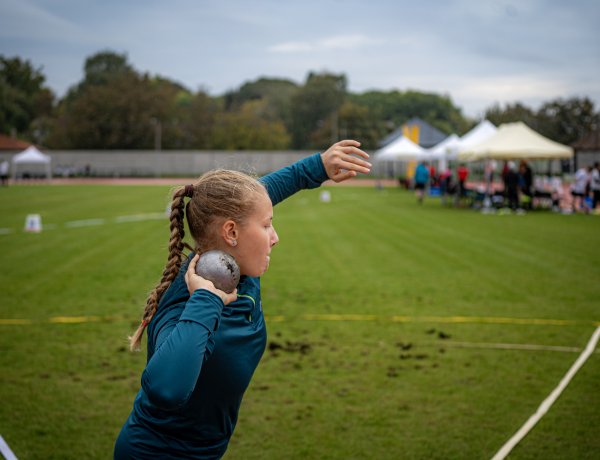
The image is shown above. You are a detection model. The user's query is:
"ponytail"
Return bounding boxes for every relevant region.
[128,170,265,351]
[129,186,194,351]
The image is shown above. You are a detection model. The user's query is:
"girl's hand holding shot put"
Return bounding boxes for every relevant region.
[185,254,237,305]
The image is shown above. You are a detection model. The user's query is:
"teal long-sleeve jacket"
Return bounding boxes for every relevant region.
[114,153,329,459]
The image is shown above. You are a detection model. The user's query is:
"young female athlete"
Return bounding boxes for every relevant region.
[114,140,371,459]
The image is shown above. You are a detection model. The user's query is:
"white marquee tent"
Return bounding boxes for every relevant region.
[11,146,52,179]
[450,120,497,159]
[427,134,460,157]
[374,135,426,161]
[427,133,461,169]
[458,122,573,161]
[374,135,432,178]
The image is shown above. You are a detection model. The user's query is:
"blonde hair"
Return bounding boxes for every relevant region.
[129,169,267,351]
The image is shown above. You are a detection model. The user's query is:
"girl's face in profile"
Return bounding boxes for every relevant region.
[235,192,279,277]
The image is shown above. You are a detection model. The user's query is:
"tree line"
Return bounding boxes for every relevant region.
[1,51,598,151]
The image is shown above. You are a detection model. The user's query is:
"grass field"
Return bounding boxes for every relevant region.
[1,183,599,459]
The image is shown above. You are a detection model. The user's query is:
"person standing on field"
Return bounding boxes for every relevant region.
[0,160,9,186]
[455,163,469,206]
[114,140,371,460]
[591,162,600,211]
[570,166,591,213]
[414,161,430,204]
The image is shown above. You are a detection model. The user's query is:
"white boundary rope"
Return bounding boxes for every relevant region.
[491,326,600,460]
[0,435,18,460]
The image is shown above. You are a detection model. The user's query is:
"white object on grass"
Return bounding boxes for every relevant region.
[0,435,18,460]
[491,326,600,460]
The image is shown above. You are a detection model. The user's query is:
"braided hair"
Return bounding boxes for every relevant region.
[129,170,267,351]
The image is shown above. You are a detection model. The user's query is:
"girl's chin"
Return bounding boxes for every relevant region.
[242,259,270,278]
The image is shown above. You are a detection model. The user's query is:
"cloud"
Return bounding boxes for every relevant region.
[269,34,383,53]
[0,0,82,42]
[268,41,313,53]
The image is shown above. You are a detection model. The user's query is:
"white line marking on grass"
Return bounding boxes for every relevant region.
[114,213,166,223]
[440,341,584,353]
[0,435,18,460]
[0,213,167,235]
[491,326,600,460]
[64,218,106,228]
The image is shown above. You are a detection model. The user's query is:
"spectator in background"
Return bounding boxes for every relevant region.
[428,163,437,187]
[591,162,600,212]
[414,161,430,204]
[455,163,469,205]
[0,159,9,186]
[519,160,533,210]
[505,161,520,210]
[571,166,591,213]
[439,166,453,205]
[550,175,564,212]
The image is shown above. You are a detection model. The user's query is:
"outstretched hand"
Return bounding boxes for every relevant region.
[320,140,371,183]
[185,254,238,305]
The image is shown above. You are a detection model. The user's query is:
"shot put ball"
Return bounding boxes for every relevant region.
[195,250,240,294]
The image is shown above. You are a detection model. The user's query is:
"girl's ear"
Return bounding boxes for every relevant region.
[220,219,238,246]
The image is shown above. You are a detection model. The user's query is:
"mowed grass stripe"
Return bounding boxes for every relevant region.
[1,184,599,460]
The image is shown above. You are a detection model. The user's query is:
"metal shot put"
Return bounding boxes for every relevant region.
[195,250,240,294]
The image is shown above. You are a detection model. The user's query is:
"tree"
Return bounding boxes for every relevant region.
[211,100,290,150]
[49,72,161,149]
[351,90,469,137]
[484,102,538,130]
[48,51,193,149]
[484,98,599,145]
[309,101,383,149]
[0,55,54,139]
[536,97,599,145]
[289,72,347,148]
[224,77,298,122]
[165,88,218,149]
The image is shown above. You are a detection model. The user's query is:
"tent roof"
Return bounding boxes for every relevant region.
[458,122,573,160]
[427,133,460,156]
[0,133,31,151]
[378,117,447,149]
[572,128,600,150]
[12,146,51,164]
[457,120,497,148]
[374,135,426,161]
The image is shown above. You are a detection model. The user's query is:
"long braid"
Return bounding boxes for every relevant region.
[129,187,190,351]
[129,170,267,351]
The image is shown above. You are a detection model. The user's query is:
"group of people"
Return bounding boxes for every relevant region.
[412,159,600,214]
[501,160,533,210]
[571,162,600,213]
[413,161,469,205]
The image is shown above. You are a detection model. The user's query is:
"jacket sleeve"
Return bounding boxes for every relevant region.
[140,289,224,411]
[260,153,329,206]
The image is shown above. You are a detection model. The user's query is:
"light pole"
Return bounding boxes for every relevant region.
[150,117,162,151]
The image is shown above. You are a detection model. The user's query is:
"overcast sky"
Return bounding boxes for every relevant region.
[1,0,599,118]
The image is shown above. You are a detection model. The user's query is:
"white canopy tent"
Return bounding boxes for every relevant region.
[374,136,430,178]
[375,135,426,161]
[449,120,497,159]
[458,122,573,161]
[12,146,52,179]
[427,133,461,169]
